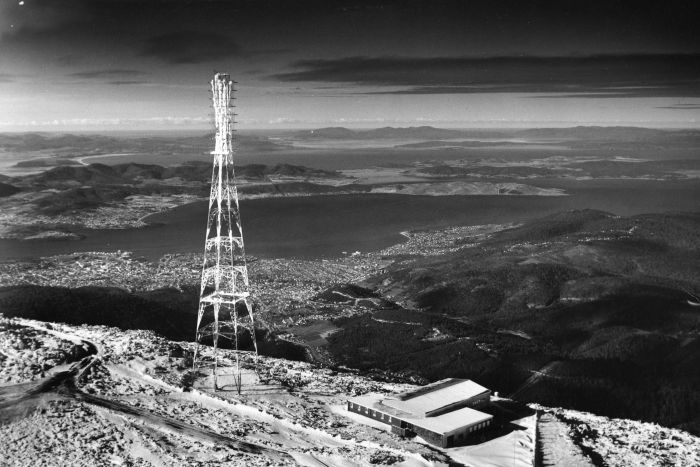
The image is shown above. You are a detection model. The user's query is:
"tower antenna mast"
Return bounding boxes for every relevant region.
[193,73,257,393]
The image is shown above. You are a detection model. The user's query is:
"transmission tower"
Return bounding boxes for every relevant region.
[193,73,257,393]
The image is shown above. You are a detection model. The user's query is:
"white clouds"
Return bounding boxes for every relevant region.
[0,116,211,130]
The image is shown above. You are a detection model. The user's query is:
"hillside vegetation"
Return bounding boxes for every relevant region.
[329,210,700,434]
[0,284,306,360]
[8,162,343,215]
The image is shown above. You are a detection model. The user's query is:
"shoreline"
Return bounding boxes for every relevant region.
[3,179,700,261]
[74,152,140,165]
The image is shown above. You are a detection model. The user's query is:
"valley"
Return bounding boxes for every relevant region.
[1,126,699,465]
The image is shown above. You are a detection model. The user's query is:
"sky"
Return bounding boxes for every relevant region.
[0,0,699,131]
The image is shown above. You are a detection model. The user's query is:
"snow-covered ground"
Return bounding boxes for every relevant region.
[532,404,700,467]
[1,317,698,466]
[446,414,536,467]
[0,317,442,466]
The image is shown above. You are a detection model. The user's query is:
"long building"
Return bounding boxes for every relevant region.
[347,378,493,448]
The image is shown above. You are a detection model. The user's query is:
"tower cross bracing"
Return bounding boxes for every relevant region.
[194,73,257,392]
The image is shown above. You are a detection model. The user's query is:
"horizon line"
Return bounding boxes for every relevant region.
[0,122,699,134]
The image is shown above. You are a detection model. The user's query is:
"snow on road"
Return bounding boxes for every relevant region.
[3,317,698,467]
[446,414,536,467]
[537,412,594,466]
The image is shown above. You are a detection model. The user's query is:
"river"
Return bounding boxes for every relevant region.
[1,178,698,261]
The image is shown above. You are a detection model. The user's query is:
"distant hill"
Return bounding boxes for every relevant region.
[239,182,367,196]
[35,186,133,215]
[115,162,169,180]
[294,127,358,139]
[0,182,20,197]
[14,158,82,168]
[418,164,555,178]
[235,163,341,179]
[21,162,341,186]
[516,126,700,142]
[26,164,130,185]
[375,209,700,314]
[0,285,197,342]
[18,161,345,214]
[0,132,289,160]
[363,126,466,139]
[0,132,121,151]
[328,210,700,432]
[292,125,700,145]
[490,209,613,243]
[395,140,525,149]
[294,126,468,140]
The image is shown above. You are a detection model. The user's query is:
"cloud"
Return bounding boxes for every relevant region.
[0,73,16,83]
[55,54,82,67]
[0,116,211,128]
[247,47,295,56]
[108,80,150,86]
[141,30,240,64]
[655,103,700,110]
[274,54,700,97]
[69,69,147,79]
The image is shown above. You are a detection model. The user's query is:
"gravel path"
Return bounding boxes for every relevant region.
[537,412,595,466]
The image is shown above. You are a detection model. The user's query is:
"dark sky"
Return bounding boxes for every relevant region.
[1,0,699,130]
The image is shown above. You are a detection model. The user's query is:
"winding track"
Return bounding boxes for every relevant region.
[1,319,439,466]
[0,344,292,462]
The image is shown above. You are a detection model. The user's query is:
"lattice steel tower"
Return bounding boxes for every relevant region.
[194,73,257,393]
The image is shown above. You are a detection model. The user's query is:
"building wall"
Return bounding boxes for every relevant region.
[409,424,446,447]
[446,418,493,447]
[348,402,449,447]
[347,401,394,426]
[347,400,493,448]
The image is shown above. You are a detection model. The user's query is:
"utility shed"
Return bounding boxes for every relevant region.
[347,378,493,448]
